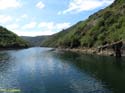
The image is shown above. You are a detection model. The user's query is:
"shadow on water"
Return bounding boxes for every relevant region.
[114,58,123,71]
[54,50,125,93]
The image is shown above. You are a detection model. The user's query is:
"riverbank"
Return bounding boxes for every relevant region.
[56,40,125,57]
[0,46,29,51]
[57,48,125,57]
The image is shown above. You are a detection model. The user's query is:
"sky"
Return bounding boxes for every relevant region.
[0,0,115,36]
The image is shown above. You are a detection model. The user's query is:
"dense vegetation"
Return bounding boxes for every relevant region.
[0,26,29,48]
[21,36,49,46]
[41,0,125,48]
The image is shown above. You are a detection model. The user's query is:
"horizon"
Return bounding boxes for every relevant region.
[0,0,115,36]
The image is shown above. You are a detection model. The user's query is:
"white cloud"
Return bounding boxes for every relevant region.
[58,0,114,14]
[21,14,28,19]
[38,22,71,31]
[6,24,19,30]
[22,22,37,29]
[0,15,12,24]
[56,23,71,30]
[3,21,71,36]
[15,14,28,22]
[36,1,45,9]
[38,22,54,30]
[0,0,21,10]
[16,22,71,36]
[12,29,53,36]
[14,30,54,36]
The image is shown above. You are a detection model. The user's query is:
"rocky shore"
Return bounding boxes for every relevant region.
[57,48,125,57]
[57,41,125,57]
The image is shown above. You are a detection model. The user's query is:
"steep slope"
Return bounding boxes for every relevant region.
[42,0,125,48]
[0,26,29,49]
[21,35,49,46]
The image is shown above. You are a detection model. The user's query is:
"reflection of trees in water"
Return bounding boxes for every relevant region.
[0,52,10,72]
[0,52,9,61]
[114,58,123,71]
[55,51,125,93]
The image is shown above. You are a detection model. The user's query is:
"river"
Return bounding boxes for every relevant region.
[0,47,125,93]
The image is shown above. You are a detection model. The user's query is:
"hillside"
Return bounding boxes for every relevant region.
[0,26,29,49]
[41,0,125,49]
[21,35,49,46]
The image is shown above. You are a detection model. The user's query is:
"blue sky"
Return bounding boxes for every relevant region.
[0,0,114,36]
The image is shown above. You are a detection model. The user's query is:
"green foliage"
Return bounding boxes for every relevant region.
[0,26,29,48]
[58,33,80,48]
[80,35,94,47]
[41,0,125,48]
[21,36,49,46]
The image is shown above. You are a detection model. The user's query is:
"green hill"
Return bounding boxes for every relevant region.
[21,35,49,47]
[0,26,29,49]
[41,0,125,48]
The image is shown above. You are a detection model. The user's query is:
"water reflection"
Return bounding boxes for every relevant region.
[114,58,123,71]
[55,50,125,93]
[0,48,125,93]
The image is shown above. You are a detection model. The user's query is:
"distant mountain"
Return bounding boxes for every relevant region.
[0,26,29,49]
[21,36,49,46]
[41,0,125,48]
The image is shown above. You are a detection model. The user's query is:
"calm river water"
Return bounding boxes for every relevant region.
[0,47,125,93]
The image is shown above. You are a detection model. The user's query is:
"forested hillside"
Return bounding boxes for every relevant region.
[0,26,29,48]
[21,36,49,46]
[41,0,125,48]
